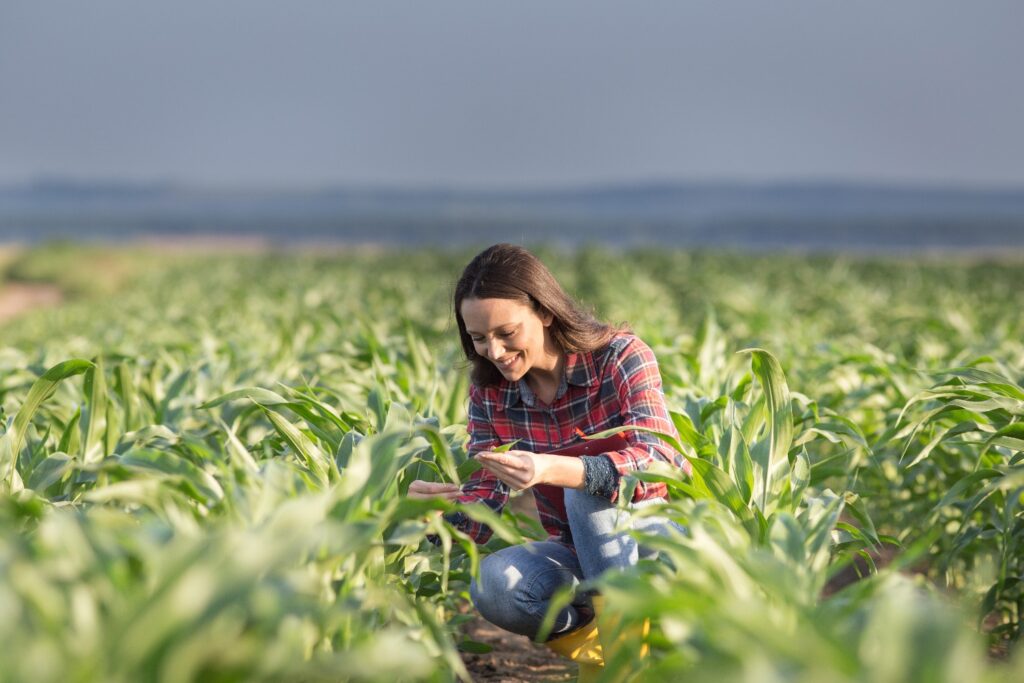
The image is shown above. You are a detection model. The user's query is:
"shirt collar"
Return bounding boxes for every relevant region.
[564,349,599,388]
[498,349,599,410]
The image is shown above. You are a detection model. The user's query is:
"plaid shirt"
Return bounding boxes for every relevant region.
[450,333,688,546]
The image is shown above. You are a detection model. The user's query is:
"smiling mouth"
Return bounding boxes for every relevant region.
[496,354,520,370]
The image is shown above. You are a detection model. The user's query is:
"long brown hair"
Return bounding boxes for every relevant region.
[454,244,629,387]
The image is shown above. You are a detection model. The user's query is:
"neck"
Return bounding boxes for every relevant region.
[526,339,565,391]
[531,352,564,382]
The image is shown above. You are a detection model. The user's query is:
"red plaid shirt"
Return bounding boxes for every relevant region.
[451,333,688,545]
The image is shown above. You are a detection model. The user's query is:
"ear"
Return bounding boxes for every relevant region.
[540,309,554,327]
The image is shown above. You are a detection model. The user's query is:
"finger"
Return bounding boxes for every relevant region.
[479,460,516,478]
[476,459,506,478]
[408,481,461,500]
[411,491,461,502]
[410,481,460,493]
[483,467,527,490]
[477,457,504,471]
[479,452,527,470]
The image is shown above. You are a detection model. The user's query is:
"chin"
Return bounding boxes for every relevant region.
[498,366,521,380]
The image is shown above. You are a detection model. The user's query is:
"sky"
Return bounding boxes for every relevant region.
[1,1,1023,189]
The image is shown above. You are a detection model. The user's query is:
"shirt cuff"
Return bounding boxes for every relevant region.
[581,454,619,499]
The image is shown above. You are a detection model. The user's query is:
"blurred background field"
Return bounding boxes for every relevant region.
[2,1,1023,681]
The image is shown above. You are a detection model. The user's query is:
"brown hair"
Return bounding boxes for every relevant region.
[454,244,629,386]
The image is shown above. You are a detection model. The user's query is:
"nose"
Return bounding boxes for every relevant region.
[485,338,504,361]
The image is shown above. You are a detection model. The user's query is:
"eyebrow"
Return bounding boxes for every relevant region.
[464,322,519,336]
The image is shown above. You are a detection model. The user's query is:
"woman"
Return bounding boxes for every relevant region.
[409,243,688,671]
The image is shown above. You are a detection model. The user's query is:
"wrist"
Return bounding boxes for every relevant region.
[539,453,585,489]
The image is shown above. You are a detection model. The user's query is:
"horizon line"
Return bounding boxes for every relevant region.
[5,174,1024,196]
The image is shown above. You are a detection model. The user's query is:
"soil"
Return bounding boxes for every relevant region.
[0,282,63,322]
[458,493,578,682]
[820,543,905,597]
[461,615,575,682]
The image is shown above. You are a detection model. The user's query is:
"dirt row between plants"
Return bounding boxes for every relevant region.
[0,282,63,323]
[461,614,575,682]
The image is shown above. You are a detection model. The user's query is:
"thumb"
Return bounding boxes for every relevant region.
[410,480,460,493]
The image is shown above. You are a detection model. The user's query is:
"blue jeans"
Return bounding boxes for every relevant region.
[468,489,684,641]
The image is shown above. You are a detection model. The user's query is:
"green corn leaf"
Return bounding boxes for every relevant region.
[739,348,794,511]
[670,410,710,458]
[116,362,139,432]
[585,424,686,455]
[979,422,1024,460]
[417,424,460,484]
[116,448,224,504]
[26,452,74,492]
[457,640,494,654]
[456,458,483,481]
[493,439,521,453]
[687,458,753,522]
[0,358,93,490]
[731,430,754,505]
[262,407,331,486]
[789,447,810,509]
[200,387,290,409]
[458,502,523,544]
[81,357,108,464]
[57,406,82,455]
[931,469,1004,513]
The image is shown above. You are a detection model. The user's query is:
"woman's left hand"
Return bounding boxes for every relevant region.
[475,449,552,491]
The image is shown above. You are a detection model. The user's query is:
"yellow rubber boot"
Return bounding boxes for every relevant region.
[544,596,650,682]
[592,596,650,678]
[543,616,604,683]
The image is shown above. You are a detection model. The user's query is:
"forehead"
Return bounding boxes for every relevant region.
[460,297,533,332]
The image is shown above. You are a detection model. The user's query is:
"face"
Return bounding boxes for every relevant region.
[460,297,556,381]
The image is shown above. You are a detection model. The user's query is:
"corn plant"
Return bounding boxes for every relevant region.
[1,244,1023,681]
[883,362,1024,643]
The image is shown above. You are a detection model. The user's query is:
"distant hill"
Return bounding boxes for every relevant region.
[2,178,1023,251]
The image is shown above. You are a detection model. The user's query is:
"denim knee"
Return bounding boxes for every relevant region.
[564,489,684,577]
[469,552,522,629]
[469,543,586,639]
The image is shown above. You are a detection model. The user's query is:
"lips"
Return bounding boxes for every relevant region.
[496,353,520,370]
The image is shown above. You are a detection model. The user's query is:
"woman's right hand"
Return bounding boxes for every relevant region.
[407,480,462,501]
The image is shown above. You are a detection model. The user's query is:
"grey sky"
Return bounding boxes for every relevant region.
[1,1,1022,188]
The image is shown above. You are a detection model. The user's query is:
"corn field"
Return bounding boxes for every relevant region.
[0,243,1022,682]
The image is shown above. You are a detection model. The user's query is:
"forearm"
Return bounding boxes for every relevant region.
[539,454,586,489]
[538,454,619,496]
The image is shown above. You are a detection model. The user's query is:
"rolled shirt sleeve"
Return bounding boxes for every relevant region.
[599,336,688,504]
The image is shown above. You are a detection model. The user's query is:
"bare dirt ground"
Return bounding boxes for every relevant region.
[0,247,64,322]
[461,614,575,683]
[459,494,577,682]
[0,282,63,323]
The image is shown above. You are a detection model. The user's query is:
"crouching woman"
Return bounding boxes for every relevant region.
[408,244,688,676]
